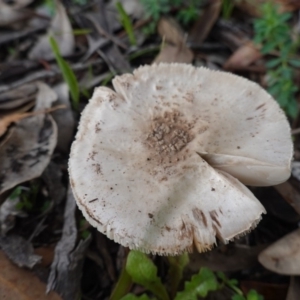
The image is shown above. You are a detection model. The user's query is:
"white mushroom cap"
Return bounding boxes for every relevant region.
[258,229,300,275]
[69,63,292,255]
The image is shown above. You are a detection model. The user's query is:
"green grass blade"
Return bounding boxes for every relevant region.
[116,2,137,46]
[167,253,189,299]
[49,35,79,109]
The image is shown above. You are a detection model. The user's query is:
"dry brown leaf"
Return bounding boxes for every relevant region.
[154,18,193,64]
[157,17,186,45]
[0,250,61,300]
[236,0,300,17]
[0,82,58,195]
[0,98,35,113]
[188,0,222,47]
[35,245,55,267]
[29,0,74,60]
[223,41,262,71]
[154,43,194,64]
[259,228,300,275]
[0,105,65,137]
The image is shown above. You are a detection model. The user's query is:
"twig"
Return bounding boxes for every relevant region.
[86,14,127,50]
[0,59,103,93]
[292,128,300,135]
[0,25,47,46]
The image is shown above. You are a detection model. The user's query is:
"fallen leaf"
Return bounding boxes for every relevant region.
[0,104,64,137]
[42,161,66,206]
[188,0,222,47]
[79,1,131,72]
[223,41,262,71]
[35,245,56,267]
[0,194,27,235]
[154,17,193,64]
[0,249,61,299]
[47,186,91,299]
[0,83,37,110]
[29,0,75,60]
[0,235,41,268]
[0,0,33,27]
[158,17,186,46]
[0,82,58,195]
[259,228,300,275]
[236,0,300,17]
[154,43,194,64]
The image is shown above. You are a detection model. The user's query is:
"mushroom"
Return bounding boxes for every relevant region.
[69,63,292,255]
[258,228,300,275]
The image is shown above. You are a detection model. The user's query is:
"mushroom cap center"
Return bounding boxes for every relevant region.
[146,110,195,162]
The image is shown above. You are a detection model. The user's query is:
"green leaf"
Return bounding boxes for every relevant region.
[228,279,239,286]
[222,0,235,19]
[266,58,281,69]
[126,251,170,300]
[216,272,243,295]
[167,253,189,298]
[246,289,264,300]
[140,0,170,21]
[121,293,151,300]
[261,41,278,54]
[72,28,92,35]
[9,186,22,200]
[174,267,220,300]
[268,82,282,96]
[49,36,79,109]
[116,2,137,46]
[279,12,291,22]
[177,7,199,26]
[286,98,298,119]
[288,59,300,68]
[281,67,293,80]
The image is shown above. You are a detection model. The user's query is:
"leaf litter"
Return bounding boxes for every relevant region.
[0,0,300,299]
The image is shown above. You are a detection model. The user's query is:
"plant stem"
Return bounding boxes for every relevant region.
[110,264,133,300]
